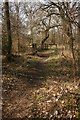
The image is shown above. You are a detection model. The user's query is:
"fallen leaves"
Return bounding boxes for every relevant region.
[2,53,80,119]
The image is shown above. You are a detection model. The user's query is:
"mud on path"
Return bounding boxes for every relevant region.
[2,51,80,119]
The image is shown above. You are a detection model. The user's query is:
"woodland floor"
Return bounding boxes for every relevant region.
[2,49,80,120]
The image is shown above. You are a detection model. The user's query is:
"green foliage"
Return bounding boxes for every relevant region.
[36,95,44,101]
[76,111,80,119]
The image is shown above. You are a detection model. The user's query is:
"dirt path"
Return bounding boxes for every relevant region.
[2,51,80,119]
[2,53,49,118]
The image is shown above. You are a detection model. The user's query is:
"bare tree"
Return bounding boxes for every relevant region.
[40,1,79,76]
[5,1,12,61]
[15,2,20,54]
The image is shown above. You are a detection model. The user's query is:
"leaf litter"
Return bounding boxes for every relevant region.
[2,53,80,119]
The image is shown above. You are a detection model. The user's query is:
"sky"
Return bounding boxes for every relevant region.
[1,0,80,3]
[2,0,45,3]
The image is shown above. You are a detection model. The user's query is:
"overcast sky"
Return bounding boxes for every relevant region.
[2,0,80,3]
[2,0,45,3]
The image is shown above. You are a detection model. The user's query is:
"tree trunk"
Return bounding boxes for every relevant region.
[61,15,76,77]
[68,23,76,77]
[41,30,49,49]
[15,3,20,54]
[5,1,12,61]
[77,3,80,75]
